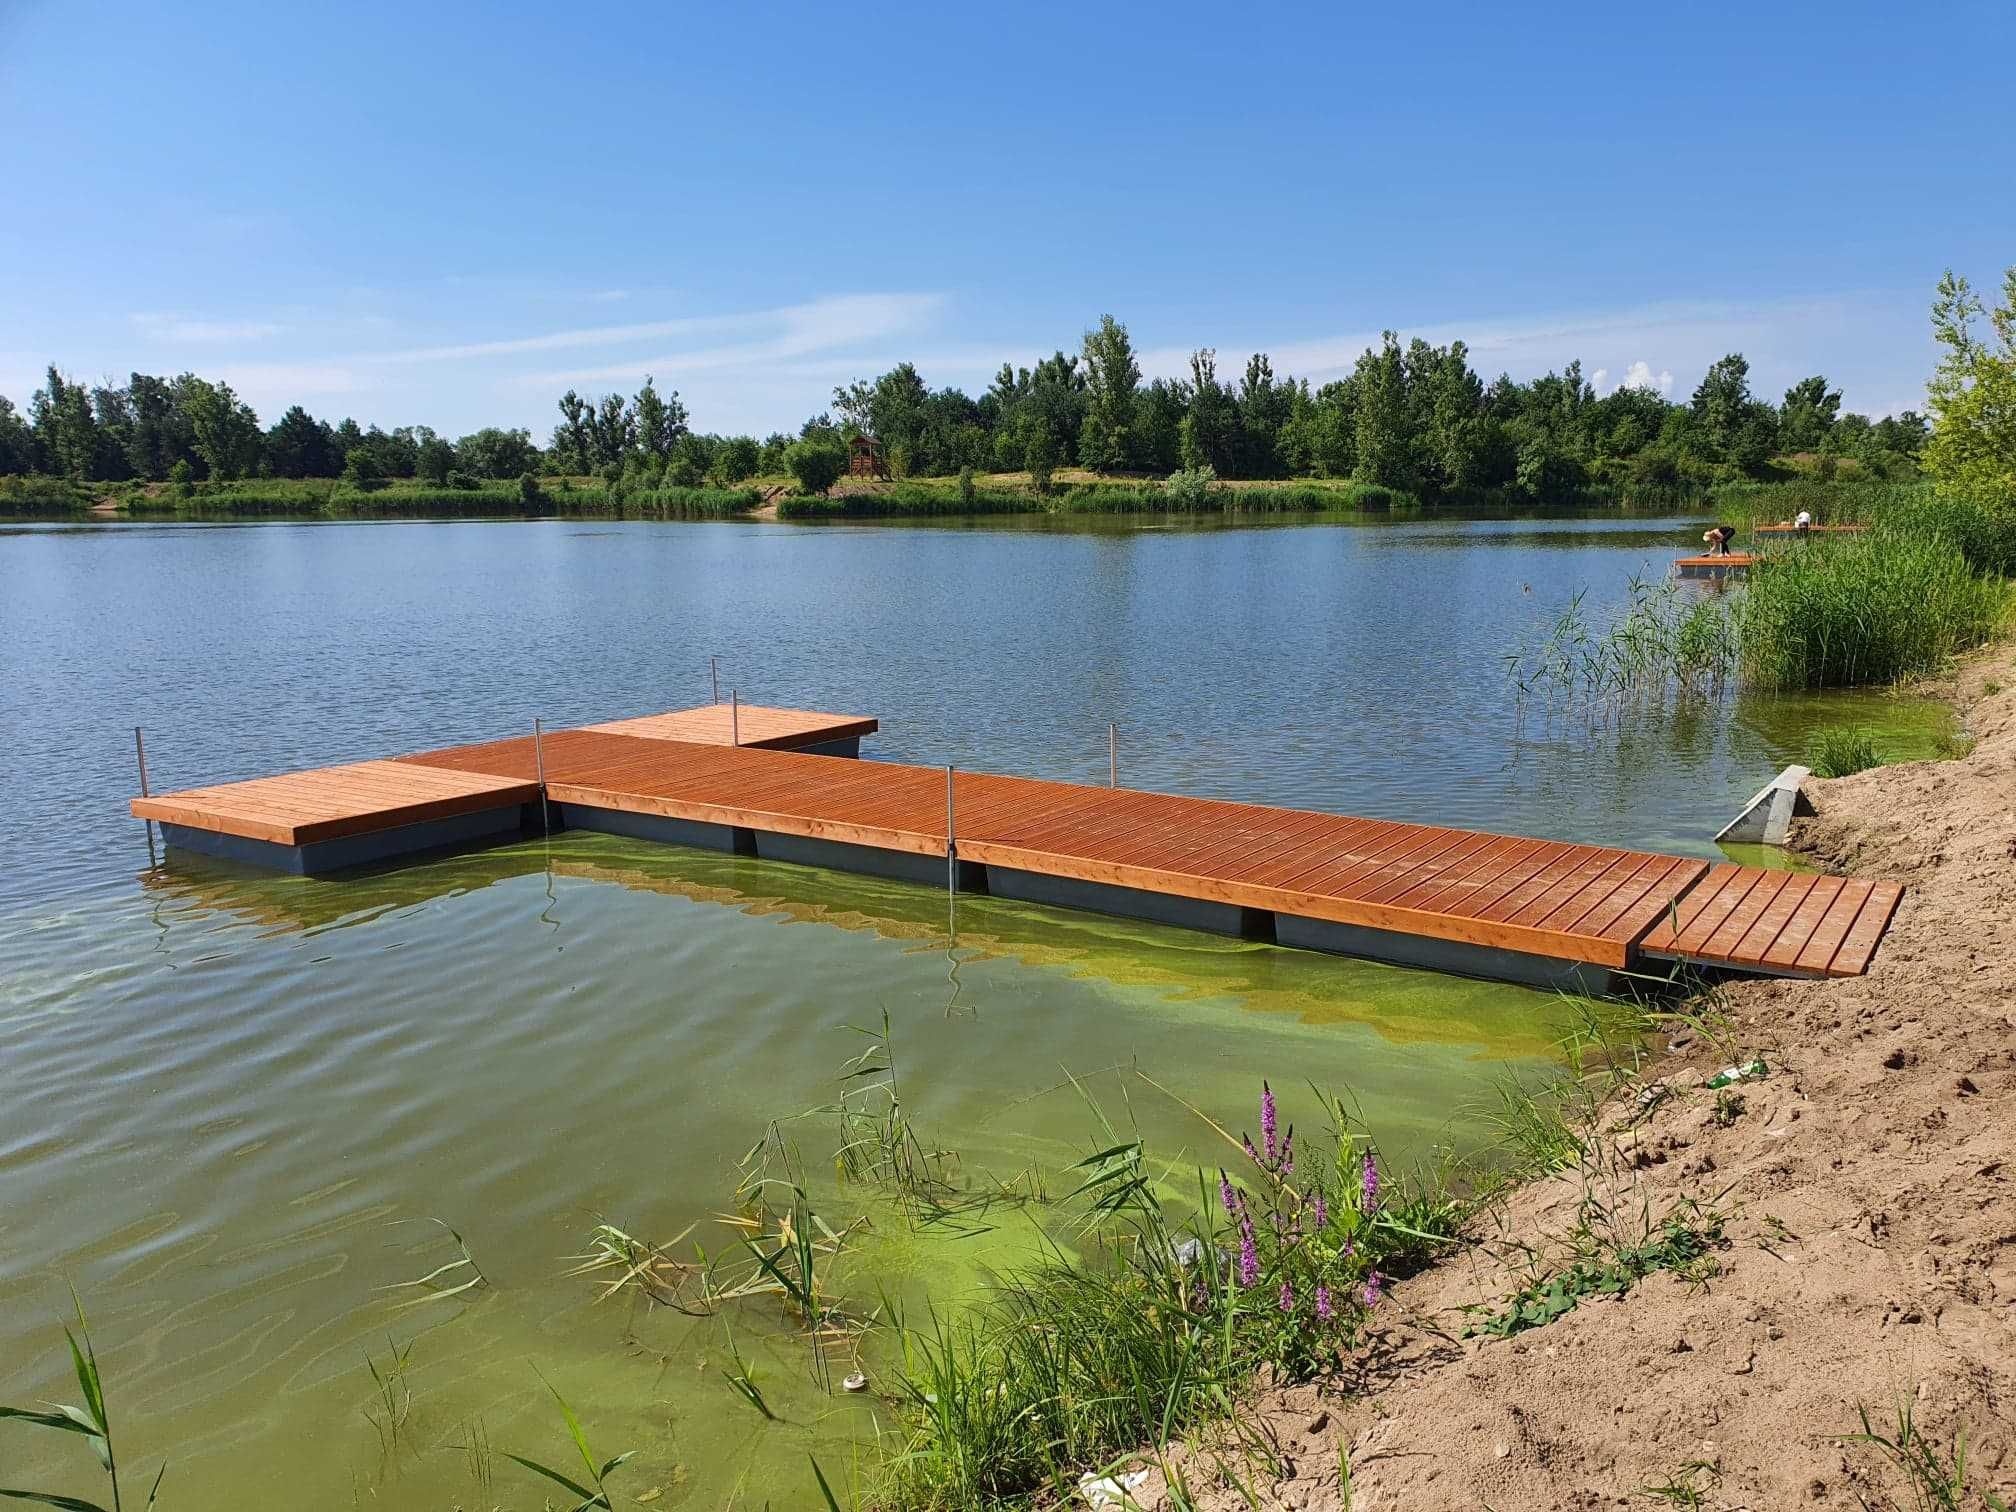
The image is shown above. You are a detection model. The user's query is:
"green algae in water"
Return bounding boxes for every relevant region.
[0,836,1580,1509]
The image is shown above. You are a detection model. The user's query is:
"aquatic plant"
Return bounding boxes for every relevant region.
[564,1220,706,1312]
[0,1292,166,1511]
[1808,725,1885,778]
[1507,574,1737,709]
[503,1374,634,1512]
[379,1216,489,1311]
[361,1334,416,1456]
[720,1326,778,1421]
[1738,531,2009,690]
[870,1079,1462,1508]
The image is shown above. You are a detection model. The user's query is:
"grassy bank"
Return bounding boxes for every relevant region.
[778,475,1420,520]
[60,475,764,519]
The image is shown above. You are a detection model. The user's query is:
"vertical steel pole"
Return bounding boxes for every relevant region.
[711,656,719,703]
[134,726,157,849]
[731,690,740,747]
[1109,722,1117,788]
[533,717,551,835]
[945,765,957,897]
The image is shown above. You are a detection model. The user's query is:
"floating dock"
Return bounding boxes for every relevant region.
[1753,523,1868,536]
[132,704,1902,990]
[1675,553,1754,579]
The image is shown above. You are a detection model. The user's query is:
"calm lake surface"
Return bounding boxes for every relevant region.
[0,513,1953,1507]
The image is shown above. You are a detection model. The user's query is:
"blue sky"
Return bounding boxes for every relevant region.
[3,0,2011,440]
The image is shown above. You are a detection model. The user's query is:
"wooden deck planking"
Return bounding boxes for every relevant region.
[130,760,538,846]
[134,706,1902,979]
[582,704,878,750]
[1754,524,1868,535]
[1830,883,1905,976]
[1639,864,1897,977]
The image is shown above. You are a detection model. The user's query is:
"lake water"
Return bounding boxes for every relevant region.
[0,512,1953,1508]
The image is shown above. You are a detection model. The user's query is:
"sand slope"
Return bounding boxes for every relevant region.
[1135,648,2016,1511]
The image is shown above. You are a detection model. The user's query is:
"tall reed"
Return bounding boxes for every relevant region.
[1738,532,2009,690]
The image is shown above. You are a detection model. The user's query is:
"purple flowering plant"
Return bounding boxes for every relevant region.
[1195,1083,1444,1378]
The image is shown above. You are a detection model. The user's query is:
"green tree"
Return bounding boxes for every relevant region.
[457,427,539,479]
[633,376,689,461]
[416,433,457,484]
[785,436,846,495]
[1236,353,1292,477]
[1925,267,2016,512]
[182,377,263,480]
[1024,415,1057,494]
[0,395,37,473]
[1689,353,1774,472]
[587,393,633,469]
[1778,375,1842,453]
[28,366,101,478]
[1131,379,1187,473]
[266,405,336,477]
[1351,335,1413,489]
[119,373,199,480]
[1079,313,1140,472]
[1179,349,1240,473]
[716,435,760,482]
[551,390,592,473]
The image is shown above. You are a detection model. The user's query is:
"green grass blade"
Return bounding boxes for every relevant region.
[60,1331,105,1437]
[809,1454,845,1511]
[540,1378,599,1486]
[0,1408,95,1436]
[501,1452,598,1504]
[0,1491,115,1512]
[143,1464,166,1511]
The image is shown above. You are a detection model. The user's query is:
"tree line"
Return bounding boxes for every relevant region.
[2,316,1928,500]
[812,316,1926,498]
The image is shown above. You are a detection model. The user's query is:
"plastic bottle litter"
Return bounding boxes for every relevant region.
[1705,1058,1767,1089]
[1079,1469,1151,1508]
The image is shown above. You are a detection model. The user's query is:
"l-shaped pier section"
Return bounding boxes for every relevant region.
[132,703,1902,991]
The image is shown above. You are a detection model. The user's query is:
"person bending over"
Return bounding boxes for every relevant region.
[1701,524,1737,557]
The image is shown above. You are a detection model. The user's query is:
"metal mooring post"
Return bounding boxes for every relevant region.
[1109,722,1118,788]
[134,726,156,848]
[731,690,740,747]
[533,717,551,835]
[711,656,720,703]
[945,765,958,898]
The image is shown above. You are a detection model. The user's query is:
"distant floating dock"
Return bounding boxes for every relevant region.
[131,704,1901,989]
[1675,553,1754,579]
[1753,523,1868,536]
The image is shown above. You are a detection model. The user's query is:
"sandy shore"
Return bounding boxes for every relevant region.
[1130,643,2016,1510]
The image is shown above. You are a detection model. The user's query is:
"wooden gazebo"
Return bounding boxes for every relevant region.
[848,434,889,479]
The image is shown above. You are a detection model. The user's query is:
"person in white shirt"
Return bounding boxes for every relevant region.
[1795,508,1813,537]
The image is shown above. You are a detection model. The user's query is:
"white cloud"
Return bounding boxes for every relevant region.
[363,293,937,371]
[520,293,947,386]
[132,313,285,344]
[1615,360,1674,396]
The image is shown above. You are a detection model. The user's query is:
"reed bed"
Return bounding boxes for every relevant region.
[1507,575,1738,709]
[1738,532,2009,691]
